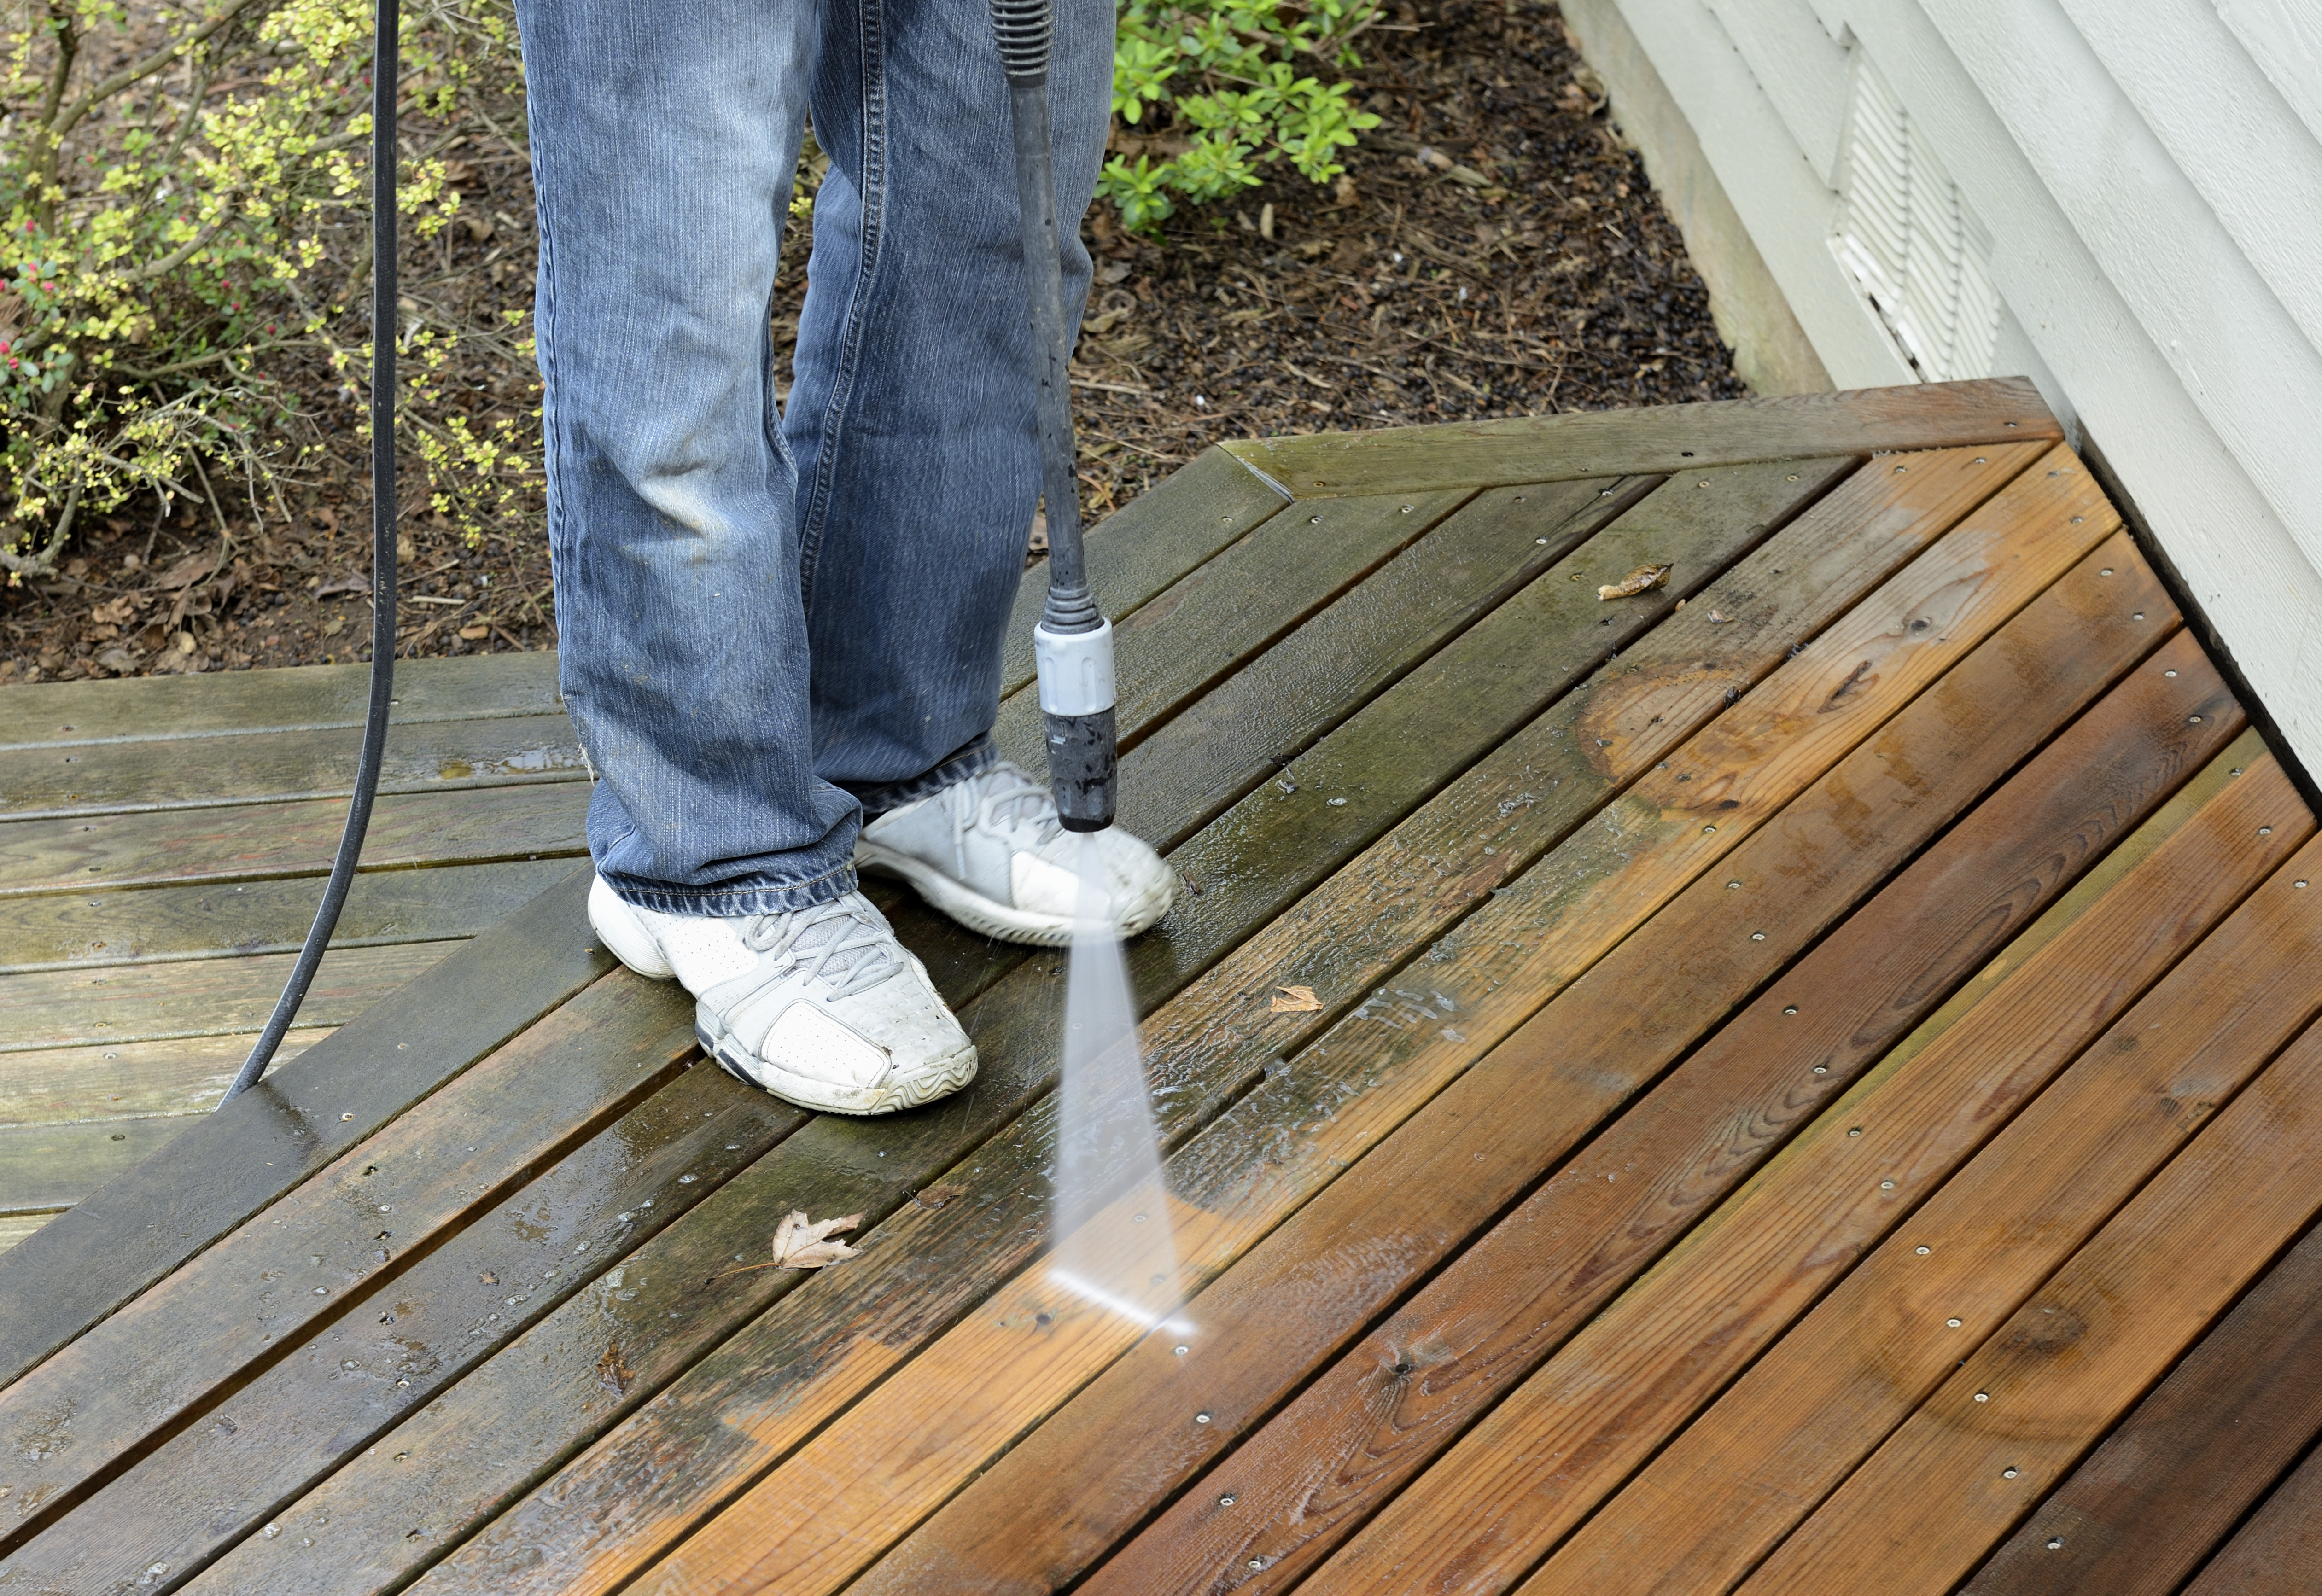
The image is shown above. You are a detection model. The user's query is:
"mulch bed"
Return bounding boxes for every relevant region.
[0,0,1741,684]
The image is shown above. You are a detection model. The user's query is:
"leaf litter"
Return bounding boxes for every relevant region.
[1597,563,1672,600]
[1272,985,1324,1013]
[710,1209,866,1279]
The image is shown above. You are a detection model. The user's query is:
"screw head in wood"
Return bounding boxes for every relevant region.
[1750,931,1767,941]
[1813,1065,1828,1075]
[1974,1391,1990,1402]
[1220,1495,1237,1505]
[2262,827,2274,836]
[1176,1345,1190,1355]
[1784,1005,1799,1015]
[1916,1245,1931,1255]
[2047,1538,2065,1550]
[2002,1467,2019,1479]
[2099,567,2113,576]
[1947,1317,1964,1328]
[1196,1412,1213,1424]
[1880,1180,1896,1190]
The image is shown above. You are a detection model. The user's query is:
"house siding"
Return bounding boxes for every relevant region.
[1570,0,2322,775]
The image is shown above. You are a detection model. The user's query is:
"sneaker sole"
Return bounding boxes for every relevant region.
[857,841,1175,948]
[695,1012,979,1116]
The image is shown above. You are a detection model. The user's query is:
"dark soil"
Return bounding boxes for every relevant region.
[0,0,1741,684]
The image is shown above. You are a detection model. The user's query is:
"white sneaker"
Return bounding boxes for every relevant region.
[856,762,1179,947]
[587,877,977,1115]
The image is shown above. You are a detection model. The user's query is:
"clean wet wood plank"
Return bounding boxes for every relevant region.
[379,443,2001,1596]
[1961,1214,2322,1594]
[1511,831,2322,1596]
[1089,728,2270,1596]
[2182,1444,2322,1593]
[1219,377,2058,496]
[927,610,2229,1596]
[1739,1013,2322,1596]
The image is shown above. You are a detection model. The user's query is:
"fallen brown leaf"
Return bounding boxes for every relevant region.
[1597,563,1672,601]
[912,1185,965,1212]
[595,1340,633,1395]
[711,1209,866,1279]
[1271,984,1323,1013]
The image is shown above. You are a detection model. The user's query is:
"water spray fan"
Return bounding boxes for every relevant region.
[992,0,1118,834]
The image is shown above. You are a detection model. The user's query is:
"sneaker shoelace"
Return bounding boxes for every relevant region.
[949,763,1063,878]
[739,897,901,999]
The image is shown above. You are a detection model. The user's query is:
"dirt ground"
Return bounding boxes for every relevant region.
[0,0,1742,683]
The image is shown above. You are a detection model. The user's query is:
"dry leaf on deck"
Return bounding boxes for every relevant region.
[1596,563,1672,601]
[1707,609,1733,624]
[596,1340,634,1395]
[1271,985,1323,1013]
[711,1209,865,1279]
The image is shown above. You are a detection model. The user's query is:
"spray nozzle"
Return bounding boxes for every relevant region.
[1034,618,1116,832]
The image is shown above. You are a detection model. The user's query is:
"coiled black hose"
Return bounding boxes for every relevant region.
[219,0,399,1104]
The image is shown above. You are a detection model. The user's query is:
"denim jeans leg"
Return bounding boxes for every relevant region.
[517,0,867,917]
[787,0,1115,815]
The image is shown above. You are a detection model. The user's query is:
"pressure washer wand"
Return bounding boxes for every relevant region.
[992,0,1117,833]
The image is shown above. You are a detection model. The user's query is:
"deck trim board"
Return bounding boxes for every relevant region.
[0,711,587,822]
[1219,377,2059,496]
[0,856,580,973]
[384,444,2019,1596]
[0,938,458,1053]
[0,782,592,898]
[0,867,611,1392]
[0,652,567,752]
[941,612,2231,1596]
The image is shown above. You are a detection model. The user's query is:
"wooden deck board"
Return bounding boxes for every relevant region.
[0,380,2311,1596]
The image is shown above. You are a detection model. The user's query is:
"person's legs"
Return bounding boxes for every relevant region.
[785,0,1115,813]
[519,0,863,915]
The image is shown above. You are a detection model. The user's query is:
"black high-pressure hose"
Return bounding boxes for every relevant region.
[992,0,1119,833]
[220,0,398,1104]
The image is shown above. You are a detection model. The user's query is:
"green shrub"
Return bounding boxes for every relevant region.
[1103,0,1386,230]
[0,0,528,580]
[0,0,1389,574]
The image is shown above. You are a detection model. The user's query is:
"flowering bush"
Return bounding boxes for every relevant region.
[1102,0,1386,230]
[0,0,531,578]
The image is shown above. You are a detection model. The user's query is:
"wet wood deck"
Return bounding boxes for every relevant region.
[4,378,2318,1596]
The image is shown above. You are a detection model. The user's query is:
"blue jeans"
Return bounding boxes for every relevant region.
[515,0,1112,915]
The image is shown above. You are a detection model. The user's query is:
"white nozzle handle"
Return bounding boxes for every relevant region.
[1033,618,1115,716]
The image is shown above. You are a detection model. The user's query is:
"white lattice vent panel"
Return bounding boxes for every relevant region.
[1831,58,2001,384]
